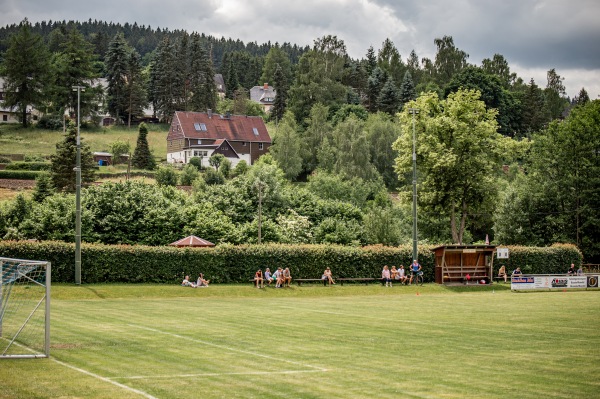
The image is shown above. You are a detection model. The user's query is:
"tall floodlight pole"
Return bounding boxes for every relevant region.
[72,86,84,285]
[408,108,419,262]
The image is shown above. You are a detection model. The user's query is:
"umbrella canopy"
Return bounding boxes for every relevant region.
[169,235,215,247]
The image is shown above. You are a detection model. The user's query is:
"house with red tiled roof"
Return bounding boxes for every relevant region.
[167,110,271,167]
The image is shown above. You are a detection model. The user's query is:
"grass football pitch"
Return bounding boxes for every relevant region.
[1,283,599,399]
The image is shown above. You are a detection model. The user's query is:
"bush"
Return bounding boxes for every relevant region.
[4,161,51,171]
[155,165,178,186]
[0,170,43,180]
[36,115,64,130]
[179,164,199,186]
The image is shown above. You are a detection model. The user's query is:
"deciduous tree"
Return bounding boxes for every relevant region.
[394,89,500,244]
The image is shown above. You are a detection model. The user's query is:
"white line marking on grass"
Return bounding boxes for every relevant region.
[127,324,328,372]
[113,369,325,380]
[276,306,597,342]
[51,357,158,399]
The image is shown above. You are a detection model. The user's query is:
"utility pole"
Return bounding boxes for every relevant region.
[72,86,84,285]
[408,108,419,262]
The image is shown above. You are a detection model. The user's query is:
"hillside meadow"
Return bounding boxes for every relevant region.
[0,123,170,160]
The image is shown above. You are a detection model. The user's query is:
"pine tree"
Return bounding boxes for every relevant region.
[225,58,240,99]
[377,78,400,115]
[573,87,590,106]
[399,71,416,108]
[151,37,177,122]
[0,19,51,127]
[271,64,287,122]
[124,50,147,128]
[365,46,377,76]
[188,33,216,112]
[49,122,96,192]
[367,67,387,112]
[105,33,130,123]
[32,173,55,203]
[132,123,156,170]
[49,27,99,118]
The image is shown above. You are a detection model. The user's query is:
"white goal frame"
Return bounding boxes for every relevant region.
[0,257,50,359]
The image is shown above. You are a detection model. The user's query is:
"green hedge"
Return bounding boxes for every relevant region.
[0,170,44,180]
[0,241,583,284]
[494,244,582,274]
[4,161,51,171]
[95,171,156,179]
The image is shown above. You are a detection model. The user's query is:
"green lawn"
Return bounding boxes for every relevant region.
[0,123,170,160]
[1,284,599,399]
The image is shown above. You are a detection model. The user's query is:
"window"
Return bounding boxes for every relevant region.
[193,150,208,157]
[2,115,7,122]
[242,142,247,146]
[258,143,264,150]
[194,123,207,131]
[253,127,259,136]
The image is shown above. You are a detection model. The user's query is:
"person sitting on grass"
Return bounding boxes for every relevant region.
[321,267,335,285]
[264,268,274,286]
[181,275,196,288]
[196,273,210,287]
[254,269,264,288]
[283,267,292,287]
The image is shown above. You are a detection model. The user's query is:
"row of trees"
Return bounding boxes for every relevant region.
[1,19,588,135]
[1,93,597,259]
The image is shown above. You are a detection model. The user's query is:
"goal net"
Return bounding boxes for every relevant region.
[0,257,50,358]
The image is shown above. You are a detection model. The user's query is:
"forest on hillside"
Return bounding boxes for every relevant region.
[0,19,598,262]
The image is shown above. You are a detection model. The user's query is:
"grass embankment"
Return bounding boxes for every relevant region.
[1,284,599,399]
[0,123,170,159]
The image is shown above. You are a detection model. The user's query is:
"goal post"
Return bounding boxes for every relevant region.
[0,257,50,359]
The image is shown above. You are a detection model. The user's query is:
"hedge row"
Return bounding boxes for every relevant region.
[0,170,44,180]
[4,162,51,171]
[95,171,156,179]
[0,241,583,284]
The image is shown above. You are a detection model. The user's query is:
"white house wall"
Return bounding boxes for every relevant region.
[167,150,252,167]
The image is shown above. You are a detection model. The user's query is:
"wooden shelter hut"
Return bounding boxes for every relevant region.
[431,245,497,284]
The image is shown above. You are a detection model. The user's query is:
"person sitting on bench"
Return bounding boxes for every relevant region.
[497,265,508,283]
[254,269,264,288]
[322,267,335,285]
[283,267,292,287]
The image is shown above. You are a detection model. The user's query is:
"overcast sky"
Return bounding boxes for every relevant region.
[2,0,599,98]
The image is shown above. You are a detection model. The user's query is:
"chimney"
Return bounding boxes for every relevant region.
[263,83,268,90]
[207,109,212,118]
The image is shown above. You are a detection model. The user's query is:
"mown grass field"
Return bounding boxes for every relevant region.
[0,123,170,159]
[1,284,599,399]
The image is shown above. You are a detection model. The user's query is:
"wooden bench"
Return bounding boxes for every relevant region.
[295,278,327,286]
[337,277,377,286]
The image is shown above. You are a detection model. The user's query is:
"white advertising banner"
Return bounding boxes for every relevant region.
[511,275,600,291]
